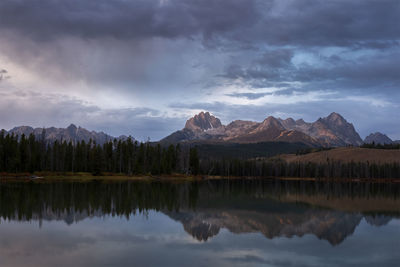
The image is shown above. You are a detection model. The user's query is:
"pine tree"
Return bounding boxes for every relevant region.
[189,147,200,175]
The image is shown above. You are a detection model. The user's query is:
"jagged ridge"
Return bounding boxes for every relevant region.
[2,124,129,144]
[162,111,364,147]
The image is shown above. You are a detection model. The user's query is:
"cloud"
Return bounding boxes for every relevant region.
[0,68,10,81]
[0,0,398,49]
[0,88,184,141]
[0,0,260,41]
[1,0,399,92]
[256,49,294,68]
[293,50,400,88]
[0,0,398,140]
[224,254,269,264]
[253,0,400,48]
[225,92,272,100]
[221,47,400,93]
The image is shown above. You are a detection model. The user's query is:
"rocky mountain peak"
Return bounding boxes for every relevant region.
[67,124,77,130]
[284,118,296,124]
[279,117,297,129]
[162,111,364,147]
[11,125,34,132]
[312,112,363,146]
[67,124,78,134]
[364,132,393,145]
[9,126,34,137]
[296,119,306,125]
[184,112,222,132]
[325,112,346,124]
[6,125,126,145]
[259,116,285,130]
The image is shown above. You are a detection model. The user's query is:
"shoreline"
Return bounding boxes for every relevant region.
[0,172,399,184]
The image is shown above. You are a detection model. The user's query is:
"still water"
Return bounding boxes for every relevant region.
[0,179,399,267]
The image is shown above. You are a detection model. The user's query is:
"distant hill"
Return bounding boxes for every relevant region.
[162,111,363,147]
[1,124,130,145]
[278,147,400,164]
[364,132,393,145]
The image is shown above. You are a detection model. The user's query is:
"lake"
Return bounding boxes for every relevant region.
[0,179,399,267]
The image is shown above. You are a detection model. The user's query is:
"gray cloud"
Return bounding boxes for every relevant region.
[251,0,400,48]
[225,92,272,100]
[0,0,399,48]
[221,47,400,94]
[0,69,9,81]
[0,0,260,42]
[294,51,400,87]
[0,90,182,141]
[1,0,399,89]
[256,49,294,68]
[0,0,399,140]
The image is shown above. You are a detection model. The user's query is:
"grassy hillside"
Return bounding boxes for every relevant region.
[279,147,400,164]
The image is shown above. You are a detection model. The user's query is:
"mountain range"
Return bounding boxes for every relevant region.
[1,124,129,145]
[2,111,398,147]
[162,111,365,147]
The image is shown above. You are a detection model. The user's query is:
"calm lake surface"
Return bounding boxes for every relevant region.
[0,179,399,267]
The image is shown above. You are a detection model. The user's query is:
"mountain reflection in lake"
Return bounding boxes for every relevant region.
[0,179,399,267]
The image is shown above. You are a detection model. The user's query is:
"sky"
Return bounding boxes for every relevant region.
[0,0,399,141]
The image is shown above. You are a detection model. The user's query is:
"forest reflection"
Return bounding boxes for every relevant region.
[1,179,399,245]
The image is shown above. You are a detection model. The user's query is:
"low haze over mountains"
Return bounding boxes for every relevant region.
[2,111,398,147]
[2,124,128,145]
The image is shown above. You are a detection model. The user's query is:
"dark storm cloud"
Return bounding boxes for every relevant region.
[222,47,400,93]
[225,92,272,100]
[0,0,399,48]
[256,1,400,48]
[0,0,260,41]
[1,0,399,88]
[256,49,294,68]
[221,49,296,83]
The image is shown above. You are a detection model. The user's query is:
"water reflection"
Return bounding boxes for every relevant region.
[0,179,399,246]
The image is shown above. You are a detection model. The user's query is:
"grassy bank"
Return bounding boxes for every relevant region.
[1,171,400,184]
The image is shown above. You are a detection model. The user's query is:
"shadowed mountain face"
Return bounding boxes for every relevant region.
[283,112,363,147]
[162,112,363,147]
[364,132,393,145]
[1,179,399,246]
[2,124,129,144]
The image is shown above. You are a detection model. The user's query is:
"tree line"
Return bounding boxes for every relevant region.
[360,142,400,149]
[199,158,400,179]
[0,131,200,175]
[1,130,399,179]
